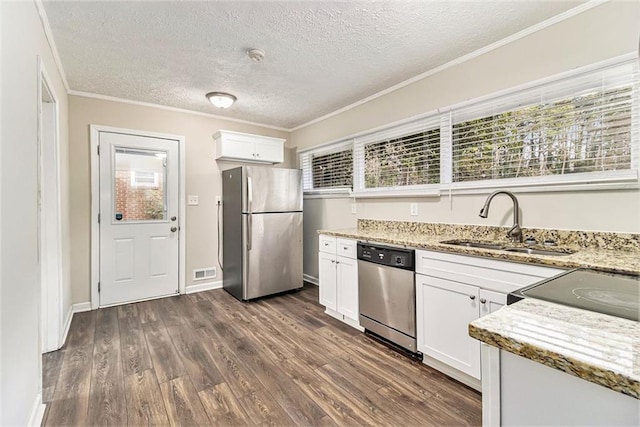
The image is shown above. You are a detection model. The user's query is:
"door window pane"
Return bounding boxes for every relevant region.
[114,148,167,221]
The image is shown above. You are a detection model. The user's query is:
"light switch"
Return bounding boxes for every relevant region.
[410,203,418,216]
[188,195,199,206]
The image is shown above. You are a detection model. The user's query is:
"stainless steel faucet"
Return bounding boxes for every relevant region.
[479,190,522,243]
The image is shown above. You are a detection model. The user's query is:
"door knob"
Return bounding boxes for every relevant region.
[171,216,177,221]
[170,226,178,232]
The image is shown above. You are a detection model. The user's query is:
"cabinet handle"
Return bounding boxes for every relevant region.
[324,242,329,246]
[480,298,487,304]
[331,260,335,263]
[469,295,476,300]
[343,246,348,250]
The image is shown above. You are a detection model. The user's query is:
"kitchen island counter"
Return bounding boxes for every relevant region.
[469,298,639,399]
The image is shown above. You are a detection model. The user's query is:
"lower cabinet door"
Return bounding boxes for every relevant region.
[318,252,337,311]
[417,274,481,379]
[336,256,358,323]
[479,288,507,317]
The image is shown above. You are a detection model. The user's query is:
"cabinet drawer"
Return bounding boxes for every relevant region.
[336,238,356,259]
[319,235,337,254]
[416,249,564,294]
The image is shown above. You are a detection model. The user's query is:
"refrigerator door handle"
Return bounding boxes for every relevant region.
[247,176,253,251]
[247,213,252,251]
[247,175,253,214]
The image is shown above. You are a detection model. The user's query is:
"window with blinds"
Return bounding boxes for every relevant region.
[299,142,353,191]
[362,129,440,188]
[451,60,637,184]
[298,55,638,196]
[352,116,442,194]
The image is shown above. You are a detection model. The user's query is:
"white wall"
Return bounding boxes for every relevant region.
[0,1,71,425]
[292,1,640,279]
[69,95,294,304]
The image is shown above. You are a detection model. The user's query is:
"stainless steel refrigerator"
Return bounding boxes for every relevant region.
[222,166,303,301]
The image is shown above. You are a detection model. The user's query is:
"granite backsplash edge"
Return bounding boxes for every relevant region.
[357,219,640,252]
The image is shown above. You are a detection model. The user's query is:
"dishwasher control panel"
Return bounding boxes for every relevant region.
[357,243,415,271]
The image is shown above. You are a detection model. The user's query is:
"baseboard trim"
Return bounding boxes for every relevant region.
[61,305,74,348]
[27,392,46,427]
[303,274,319,286]
[58,302,91,350]
[72,302,92,313]
[186,280,223,294]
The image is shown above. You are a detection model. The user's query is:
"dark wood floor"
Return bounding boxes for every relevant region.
[42,284,481,426]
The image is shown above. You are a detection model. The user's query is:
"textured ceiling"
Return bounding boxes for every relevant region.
[43,1,583,129]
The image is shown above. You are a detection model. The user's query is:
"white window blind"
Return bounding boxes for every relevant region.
[450,59,639,185]
[354,116,441,193]
[299,140,353,192]
[130,170,159,188]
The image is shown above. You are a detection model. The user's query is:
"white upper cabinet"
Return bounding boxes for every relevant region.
[214,130,285,164]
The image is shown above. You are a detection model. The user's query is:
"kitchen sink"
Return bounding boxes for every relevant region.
[440,239,575,256]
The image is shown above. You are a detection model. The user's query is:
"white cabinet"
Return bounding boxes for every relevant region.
[479,288,507,316]
[318,235,360,329]
[417,275,481,379]
[336,256,358,322]
[318,252,338,310]
[214,130,285,164]
[416,249,564,386]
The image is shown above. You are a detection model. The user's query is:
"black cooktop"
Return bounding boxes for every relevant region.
[508,268,640,322]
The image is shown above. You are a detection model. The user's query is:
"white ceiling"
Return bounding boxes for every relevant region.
[43,1,584,129]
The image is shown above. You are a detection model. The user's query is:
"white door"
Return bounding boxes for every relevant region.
[99,131,179,306]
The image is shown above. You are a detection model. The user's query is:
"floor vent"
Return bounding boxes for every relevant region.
[193,267,216,281]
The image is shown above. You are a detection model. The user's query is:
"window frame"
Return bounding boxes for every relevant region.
[298,53,639,198]
[352,115,444,197]
[444,57,638,192]
[299,139,354,196]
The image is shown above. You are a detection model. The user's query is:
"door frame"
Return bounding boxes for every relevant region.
[90,125,186,309]
[38,57,64,353]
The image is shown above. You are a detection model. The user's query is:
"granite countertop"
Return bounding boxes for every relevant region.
[318,225,640,275]
[469,298,640,399]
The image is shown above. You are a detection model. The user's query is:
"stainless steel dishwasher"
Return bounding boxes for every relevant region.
[357,242,420,357]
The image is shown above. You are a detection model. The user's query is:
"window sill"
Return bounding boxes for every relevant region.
[351,187,441,199]
[444,170,639,195]
[303,188,352,199]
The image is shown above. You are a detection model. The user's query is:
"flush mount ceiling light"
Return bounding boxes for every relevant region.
[206,92,237,109]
